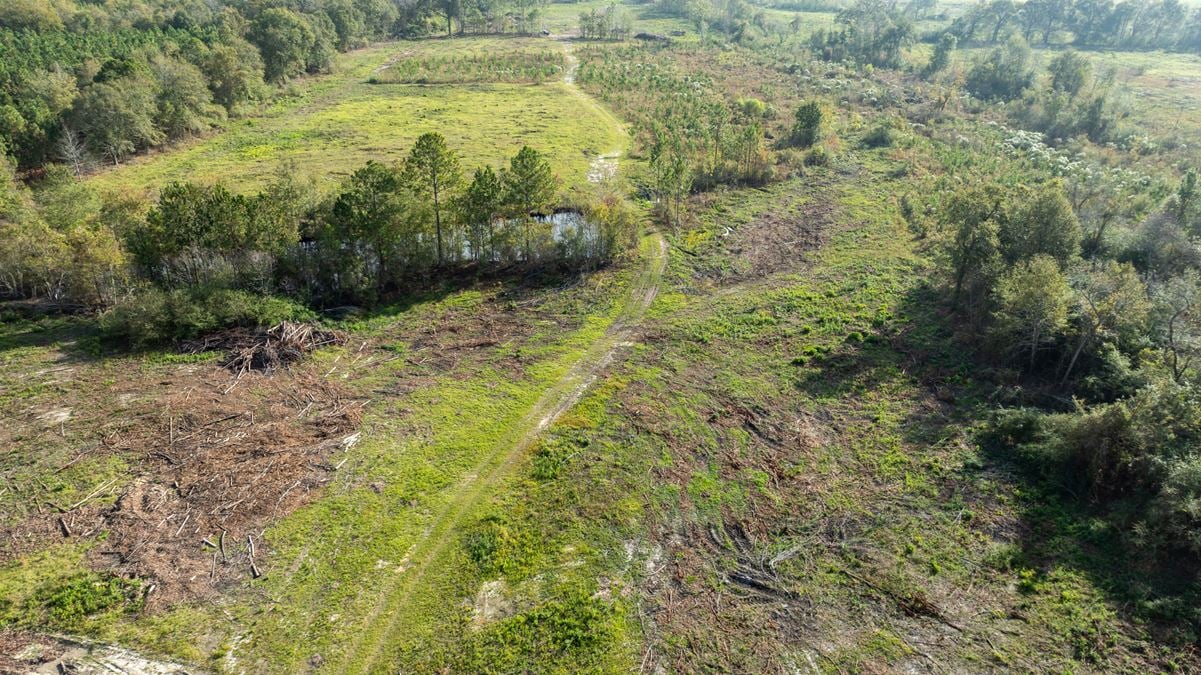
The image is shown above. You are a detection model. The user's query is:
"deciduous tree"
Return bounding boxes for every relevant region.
[250,8,316,82]
[994,254,1072,370]
[71,76,163,165]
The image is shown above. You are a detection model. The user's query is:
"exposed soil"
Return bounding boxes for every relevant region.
[726,197,836,278]
[0,278,611,619]
[387,280,588,389]
[0,631,194,674]
[2,364,365,609]
[0,630,63,674]
[684,180,840,284]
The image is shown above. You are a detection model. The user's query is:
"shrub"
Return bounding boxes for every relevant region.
[790,101,823,148]
[861,121,895,149]
[804,146,830,167]
[130,181,299,275]
[100,286,313,346]
[986,383,1201,555]
[965,37,1034,102]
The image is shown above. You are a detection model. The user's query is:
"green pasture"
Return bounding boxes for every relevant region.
[85,38,625,197]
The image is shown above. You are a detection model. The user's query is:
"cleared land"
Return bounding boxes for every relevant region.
[5,6,1201,675]
[84,38,626,197]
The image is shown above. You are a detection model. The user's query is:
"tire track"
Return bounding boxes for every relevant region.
[338,232,666,673]
[336,52,659,670]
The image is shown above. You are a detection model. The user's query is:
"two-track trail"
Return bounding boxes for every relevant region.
[334,39,663,673]
[339,233,665,672]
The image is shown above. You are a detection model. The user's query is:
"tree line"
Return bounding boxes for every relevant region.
[917,154,1201,562]
[0,134,637,344]
[0,0,559,172]
[808,0,916,68]
[578,4,634,41]
[950,0,1201,52]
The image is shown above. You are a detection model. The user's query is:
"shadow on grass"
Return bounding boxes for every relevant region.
[340,264,598,323]
[787,277,1198,657]
[0,265,599,362]
[879,281,1200,652]
[792,283,976,401]
[0,304,104,362]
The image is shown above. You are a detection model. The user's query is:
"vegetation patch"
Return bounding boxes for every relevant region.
[371,49,565,84]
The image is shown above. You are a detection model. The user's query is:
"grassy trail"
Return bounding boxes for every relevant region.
[335,60,653,671]
[339,232,665,672]
[558,37,626,182]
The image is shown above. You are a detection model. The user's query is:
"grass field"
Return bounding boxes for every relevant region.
[940,44,1201,170]
[85,37,626,197]
[7,4,1201,673]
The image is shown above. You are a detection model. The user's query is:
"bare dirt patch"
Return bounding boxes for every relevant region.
[0,631,194,674]
[682,179,841,285]
[726,197,836,278]
[2,363,365,608]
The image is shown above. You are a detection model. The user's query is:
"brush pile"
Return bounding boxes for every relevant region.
[184,322,347,374]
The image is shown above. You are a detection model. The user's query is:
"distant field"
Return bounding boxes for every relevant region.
[948,45,1201,153]
[543,0,696,36]
[85,38,626,197]
[1065,49,1201,145]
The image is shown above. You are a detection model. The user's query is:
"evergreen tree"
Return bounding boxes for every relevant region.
[404,132,462,266]
[503,146,557,260]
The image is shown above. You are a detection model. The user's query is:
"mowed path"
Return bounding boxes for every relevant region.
[335,44,660,673]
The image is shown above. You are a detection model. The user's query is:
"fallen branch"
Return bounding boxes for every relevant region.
[842,569,964,632]
[66,477,119,512]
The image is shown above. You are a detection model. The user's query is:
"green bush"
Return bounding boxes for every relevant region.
[804,146,830,167]
[790,101,823,148]
[28,572,142,632]
[101,286,313,346]
[986,384,1201,554]
[861,121,895,149]
[965,37,1034,102]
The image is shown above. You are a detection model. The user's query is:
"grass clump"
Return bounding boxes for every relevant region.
[5,572,143,633]
[861,120,896,149]
[462,514,539,576]
[455,585,620,672]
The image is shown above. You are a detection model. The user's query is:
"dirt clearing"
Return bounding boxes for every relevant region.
[2,357,365,608]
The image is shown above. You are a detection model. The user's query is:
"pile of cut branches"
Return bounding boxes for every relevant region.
[184,322,347,374]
